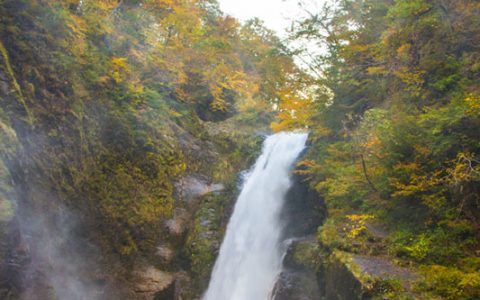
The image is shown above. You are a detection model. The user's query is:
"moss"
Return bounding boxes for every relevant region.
[0,40,33,125]
[209,130,263,181]
[0,195,13,222]
[289,240,324,273]
[184,187,235,295]
[0,117,17,223]
[82,149,182,256]
[332,251,370,286]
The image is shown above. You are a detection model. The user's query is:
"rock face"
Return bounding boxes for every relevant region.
[271,237,324,300]
[174,175,225,204]
[350,254,417,284]
[133,266,175,299]
[271,270,321,300]
[167,175,225,238]
[271,171,326,300]
[324,253,365,300]
[324,251,418,300]
[281,172,326,239]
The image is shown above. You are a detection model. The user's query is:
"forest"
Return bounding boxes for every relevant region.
[286,1,480,298]
[0,0,479,299]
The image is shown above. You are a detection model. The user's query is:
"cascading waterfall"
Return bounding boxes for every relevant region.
[203,132,308,300]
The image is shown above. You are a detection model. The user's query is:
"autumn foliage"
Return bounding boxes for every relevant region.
[283,0,480,298]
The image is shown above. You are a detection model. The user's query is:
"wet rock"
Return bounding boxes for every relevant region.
[325,253,365,300]
[273,238,324,300]
[155,245,174,261]
[154,245,175,267]
[133,266,175,300]
[271,270,321,300]
[153,280,175,300]
[175,175,224,204]
[282,237,323,272]
[281,172,325,240]
[173,271,194,300]
[168,175,224,238]
[273,167,326,300]
[165,208,189,236]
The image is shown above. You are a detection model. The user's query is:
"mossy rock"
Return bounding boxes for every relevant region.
[271,270,321,300]
[184,188,235,296]
[325,251,369,300]
[283,238,325,273]
[324,250,416,300]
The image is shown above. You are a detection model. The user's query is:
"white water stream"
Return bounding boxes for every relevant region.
[203,132,308,300]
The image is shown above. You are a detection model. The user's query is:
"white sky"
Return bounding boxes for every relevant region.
[218,0,325,38]
[218,0,328,71]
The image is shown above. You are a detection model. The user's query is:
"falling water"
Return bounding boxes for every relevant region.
[203,132,308,300]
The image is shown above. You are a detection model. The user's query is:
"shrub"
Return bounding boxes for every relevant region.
[418,265,480,300]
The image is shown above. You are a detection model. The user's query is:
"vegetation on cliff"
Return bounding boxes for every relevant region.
[0,0,302,256]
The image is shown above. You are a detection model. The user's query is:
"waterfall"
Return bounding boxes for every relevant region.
[203,132,308,300]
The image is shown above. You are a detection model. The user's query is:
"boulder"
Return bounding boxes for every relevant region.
[324,251,418,300]
[271,270,321,300]
[133,266,175,300]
